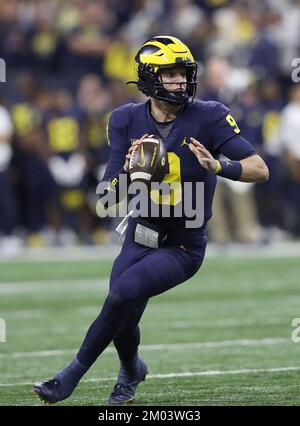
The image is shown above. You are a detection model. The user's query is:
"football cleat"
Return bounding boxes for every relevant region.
[108,358,148,405]
[32,377,76,404]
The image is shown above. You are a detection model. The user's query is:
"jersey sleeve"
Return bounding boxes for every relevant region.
[210,103,256,160]
[99,110,131,207]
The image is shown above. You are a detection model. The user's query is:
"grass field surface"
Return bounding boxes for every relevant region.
[0,256,299,406]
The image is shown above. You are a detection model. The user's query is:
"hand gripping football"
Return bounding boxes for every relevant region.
[128,135,168,186]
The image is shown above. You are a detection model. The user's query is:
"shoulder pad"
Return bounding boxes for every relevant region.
[109,103,142,128]
[193,100,229,115]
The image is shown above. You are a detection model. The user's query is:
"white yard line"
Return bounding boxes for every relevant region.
[0,337,290,360]
[169,317,288,329]
[0,245,120,263]
[0,365,299,387]
[0,279,108,294]
[0,310,44,320]
[1,241,300,263]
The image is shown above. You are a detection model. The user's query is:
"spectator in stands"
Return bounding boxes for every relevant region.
[0,93,22,256]
[0,0,299,247]
[279,84,300,235]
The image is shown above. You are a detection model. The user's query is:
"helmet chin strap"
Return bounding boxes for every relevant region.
[153,93,189,105]
[156,75,188,104]
[152,82,189,105]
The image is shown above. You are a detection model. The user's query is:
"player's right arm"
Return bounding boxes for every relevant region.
[98,109,146,207]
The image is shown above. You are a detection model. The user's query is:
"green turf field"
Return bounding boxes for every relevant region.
[0,256,300,406]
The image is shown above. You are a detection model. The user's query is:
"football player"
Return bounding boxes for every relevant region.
[33,36,269,405]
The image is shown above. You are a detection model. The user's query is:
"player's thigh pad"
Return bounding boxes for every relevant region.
[110,245,205,302]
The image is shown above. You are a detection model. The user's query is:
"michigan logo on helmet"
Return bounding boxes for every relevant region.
[127,36,198,105]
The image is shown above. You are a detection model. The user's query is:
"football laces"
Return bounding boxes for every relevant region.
[129,149,136,170]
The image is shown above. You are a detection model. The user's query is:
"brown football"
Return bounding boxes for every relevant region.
[128,135,168,186]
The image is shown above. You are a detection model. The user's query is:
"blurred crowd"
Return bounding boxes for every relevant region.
[1,0,300,254]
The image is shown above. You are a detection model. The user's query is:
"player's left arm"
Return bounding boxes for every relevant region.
[189,139,269,182]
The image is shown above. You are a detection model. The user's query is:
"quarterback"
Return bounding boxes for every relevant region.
[33,36,269,405]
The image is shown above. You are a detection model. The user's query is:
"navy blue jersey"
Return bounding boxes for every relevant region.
[101,100,255,235]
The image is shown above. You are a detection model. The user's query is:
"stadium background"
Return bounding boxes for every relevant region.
[0,0,300,252]
[1,0,300,407]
